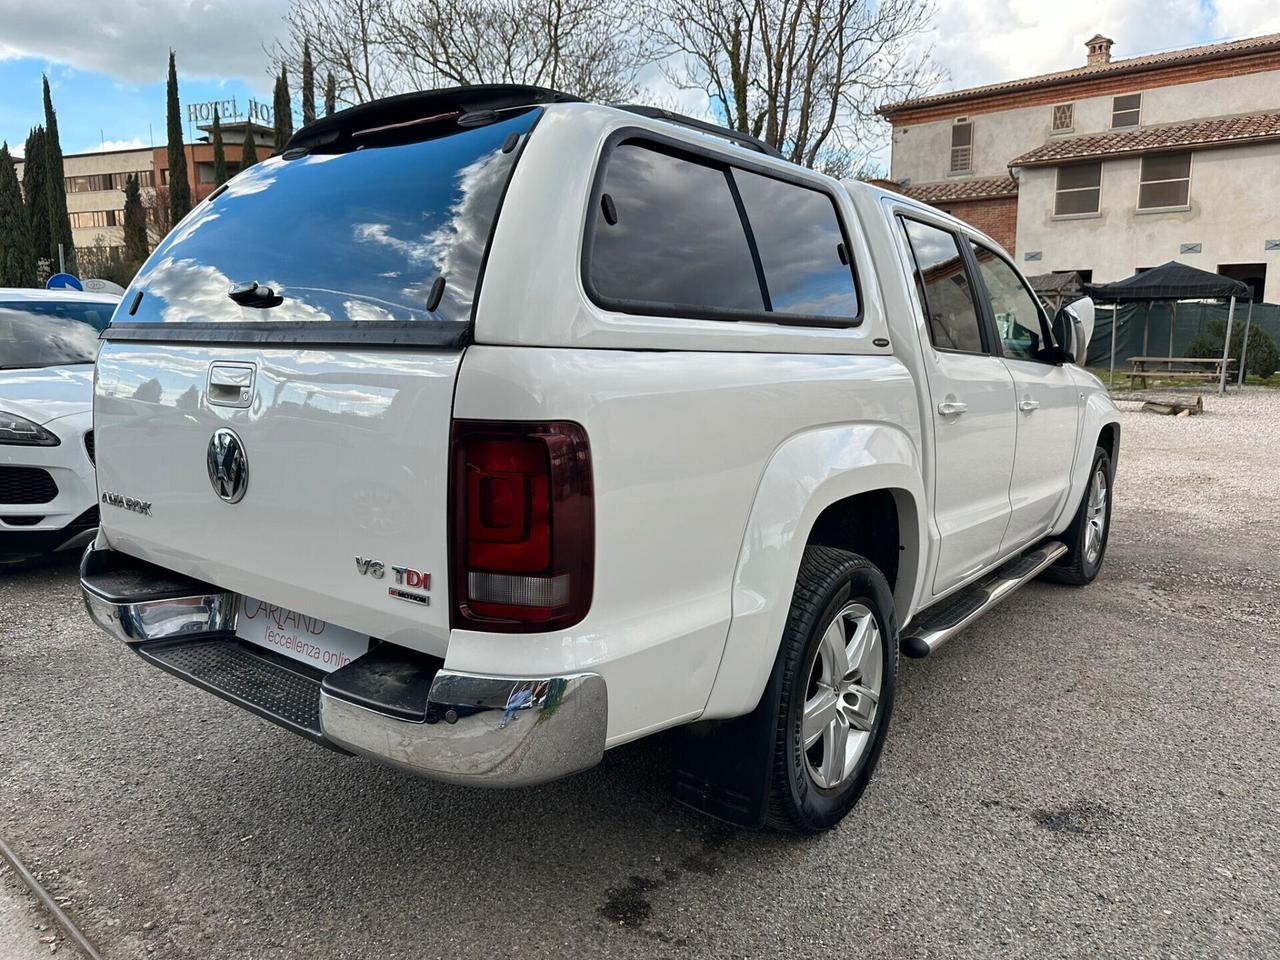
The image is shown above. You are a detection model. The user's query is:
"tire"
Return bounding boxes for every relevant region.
[765,546,898,834]
[1041,446,1113,586]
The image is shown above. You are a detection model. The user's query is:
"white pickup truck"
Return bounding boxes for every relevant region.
[81,85,1119,833]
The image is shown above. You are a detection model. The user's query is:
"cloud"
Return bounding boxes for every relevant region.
[0,0,291,89]
[1212,0,1280,37]
[919,0,1212,93]
[98,137,150,151]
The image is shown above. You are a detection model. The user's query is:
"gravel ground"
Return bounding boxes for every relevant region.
[1,389,1277,960]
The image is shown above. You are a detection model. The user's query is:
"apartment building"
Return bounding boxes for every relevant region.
[881,32,1280,302]
[16,121,272,259]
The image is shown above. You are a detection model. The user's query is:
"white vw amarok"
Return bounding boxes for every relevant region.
[81,86,1118,832]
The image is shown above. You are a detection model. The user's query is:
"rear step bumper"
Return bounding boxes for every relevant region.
[80,545,607,787]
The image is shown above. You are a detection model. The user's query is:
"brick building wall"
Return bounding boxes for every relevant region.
[932,195,1018,253]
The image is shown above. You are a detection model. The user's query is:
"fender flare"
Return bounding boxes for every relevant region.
[700,421,926,720]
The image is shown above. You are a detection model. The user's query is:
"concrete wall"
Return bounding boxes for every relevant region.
[1015,141,1280,302]
[889,69,1279,185]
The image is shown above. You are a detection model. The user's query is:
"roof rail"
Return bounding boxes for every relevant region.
[286,85,582,151]
[614,105,785,159]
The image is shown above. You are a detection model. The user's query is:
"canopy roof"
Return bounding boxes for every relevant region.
[1083,260,1250,302]
[1028,271,1084,295]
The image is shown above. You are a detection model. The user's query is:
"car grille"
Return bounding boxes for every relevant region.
[0,467,59,505]
[1,515,44,526]
[85,430,95,465]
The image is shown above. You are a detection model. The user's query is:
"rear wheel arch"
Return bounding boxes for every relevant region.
[703,422,926,724]
[804,487,919,616]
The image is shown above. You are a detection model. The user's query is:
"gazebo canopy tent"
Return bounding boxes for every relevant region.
[1083,260,1251,394]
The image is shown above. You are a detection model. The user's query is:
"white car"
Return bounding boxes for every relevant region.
[0,289,118,563]
[80,87,1118,832]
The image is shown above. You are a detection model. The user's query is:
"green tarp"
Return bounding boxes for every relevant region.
[1085,300,1279,367]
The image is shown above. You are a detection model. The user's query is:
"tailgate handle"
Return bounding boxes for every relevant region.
[207,362,256,408]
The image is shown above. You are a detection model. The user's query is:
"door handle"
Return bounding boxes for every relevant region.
[1018,399,1041,412]
[207,362,256,408]
[937,400,968,417]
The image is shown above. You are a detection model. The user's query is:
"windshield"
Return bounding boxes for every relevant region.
[120,107,541,335]
[0,300,116,370]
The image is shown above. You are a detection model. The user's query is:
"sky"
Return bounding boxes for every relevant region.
[2,0,1279,163]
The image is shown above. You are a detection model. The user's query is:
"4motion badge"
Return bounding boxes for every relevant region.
[356,556,431,606]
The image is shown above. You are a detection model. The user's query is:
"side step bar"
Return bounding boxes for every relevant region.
[901,540,1067,658]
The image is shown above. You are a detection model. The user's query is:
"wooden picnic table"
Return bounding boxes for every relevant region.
[1127,356,1234,390]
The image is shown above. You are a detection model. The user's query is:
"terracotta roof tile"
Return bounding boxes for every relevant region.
[882,32,1280,115]
[1010,111,1280,166]
[900,176,1019,203]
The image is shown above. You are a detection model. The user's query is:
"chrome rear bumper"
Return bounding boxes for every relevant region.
[80,545,607,786]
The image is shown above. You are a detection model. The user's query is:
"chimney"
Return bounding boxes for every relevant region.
[1086,34,1115,67]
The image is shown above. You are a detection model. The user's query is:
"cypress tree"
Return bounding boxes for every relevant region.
[324,73,336,117]
[0,142,36,287]
[123,173,148,267]
[240,124,258,168]
[165,51,192,225]
[22,126,51,269]
[272,67,293,153]
[211,107,228,185]
[42,77,76,274]
[301,40,315,126]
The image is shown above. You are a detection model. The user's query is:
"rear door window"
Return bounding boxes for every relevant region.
[586,138,859,325]
[900,218,986,354]
[115,108,541,342]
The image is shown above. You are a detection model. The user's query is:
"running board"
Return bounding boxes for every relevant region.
[900,541,1068,658]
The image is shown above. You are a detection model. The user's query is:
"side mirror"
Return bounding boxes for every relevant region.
[1054,297,1095,361]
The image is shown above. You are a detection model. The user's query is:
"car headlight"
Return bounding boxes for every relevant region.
[0,411,61,446]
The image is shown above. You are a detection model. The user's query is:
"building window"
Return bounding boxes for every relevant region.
[1054,162,1102,216]
[69,209,124,229]
[1138,153,1191,209]
[1111,93,1141,128]
[1052,103,1074,132]
[949,122,972,173]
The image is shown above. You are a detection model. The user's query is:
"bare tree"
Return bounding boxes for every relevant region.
[383,0,655,101]
[269,0,400,106]
[143,185,173,246]
[270,0,655,105]
[647,0,942,172]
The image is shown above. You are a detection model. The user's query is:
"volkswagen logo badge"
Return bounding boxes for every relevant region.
[207,428,249,503]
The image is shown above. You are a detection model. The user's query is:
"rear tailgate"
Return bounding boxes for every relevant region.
[95,343,459,655]
[93,104,543,657]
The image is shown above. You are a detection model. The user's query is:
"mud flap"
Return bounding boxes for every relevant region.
[671,662,786,829]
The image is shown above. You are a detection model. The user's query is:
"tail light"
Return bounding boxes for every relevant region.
[450,420,593,632]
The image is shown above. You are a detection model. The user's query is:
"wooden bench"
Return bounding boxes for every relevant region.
[1126,356,1233,390]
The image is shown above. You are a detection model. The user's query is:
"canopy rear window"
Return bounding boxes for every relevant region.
[111,108,541,345]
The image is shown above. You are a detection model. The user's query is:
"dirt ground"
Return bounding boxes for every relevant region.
[1,389,1277,959]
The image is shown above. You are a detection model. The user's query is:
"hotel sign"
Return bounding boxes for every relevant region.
[185,97,273,125]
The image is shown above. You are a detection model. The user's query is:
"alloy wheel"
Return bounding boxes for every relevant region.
[1085,465,1109,565]
[801,602,883,790]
